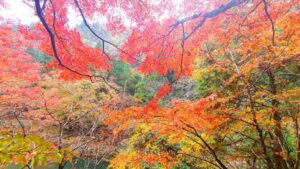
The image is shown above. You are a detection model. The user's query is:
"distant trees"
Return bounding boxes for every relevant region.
[0,0,299,168]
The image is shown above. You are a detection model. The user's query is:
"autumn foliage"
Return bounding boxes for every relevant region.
[1,0,300,169]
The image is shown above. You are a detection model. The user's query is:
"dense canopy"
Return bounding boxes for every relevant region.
[0,0,300,169]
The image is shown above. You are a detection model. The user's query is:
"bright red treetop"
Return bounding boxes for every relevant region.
[20,0,294,79]
[0,24,42,105]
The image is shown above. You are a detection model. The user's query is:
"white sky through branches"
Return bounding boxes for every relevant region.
[0,0,81,27]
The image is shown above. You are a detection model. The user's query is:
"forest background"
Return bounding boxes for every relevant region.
[0,0,300,169]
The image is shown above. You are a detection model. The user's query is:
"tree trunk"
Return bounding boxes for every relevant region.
[246,87,273,169]
[267,70,286,169]
[293,116,300,169]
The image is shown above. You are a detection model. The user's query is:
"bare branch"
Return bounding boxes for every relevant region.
[73,0,139,62]
[262,0,275,46]
[41,0,47,11]
[171,0,248,40]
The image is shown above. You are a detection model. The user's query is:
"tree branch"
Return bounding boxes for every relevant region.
[73,0,139,62]
[181,121,228,169]
[171,0,248,40]
[34,0,120,91]
[262,0,275,46]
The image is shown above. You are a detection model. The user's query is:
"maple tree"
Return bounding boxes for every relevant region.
[0,0,300,168]
[0,23,62,167]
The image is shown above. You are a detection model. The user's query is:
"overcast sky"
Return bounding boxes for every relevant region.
[0,0,184,28]
[0,0,82,27]
[0,1,38,25]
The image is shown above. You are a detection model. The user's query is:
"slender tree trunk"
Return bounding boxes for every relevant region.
[246,87,273,169]
[229,53,273,169]
[184,124,228,169]
[267,70,286,169]
[197,135,228,169]
[293,116,300,169]
[58,162,65,169]
[58,164,63,169]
